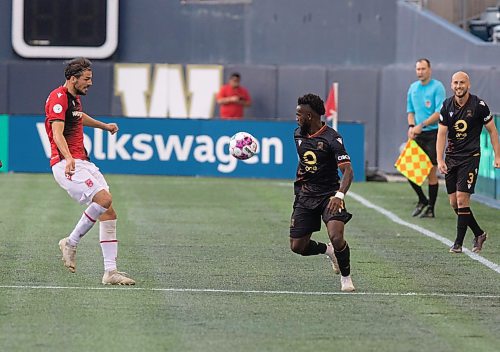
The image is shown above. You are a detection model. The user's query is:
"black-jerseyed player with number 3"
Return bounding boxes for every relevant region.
[289,93,355,292]
[437,71,500,253]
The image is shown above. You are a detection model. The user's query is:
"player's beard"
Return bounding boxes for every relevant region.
[75,85,88,96]
[454,88,468,99]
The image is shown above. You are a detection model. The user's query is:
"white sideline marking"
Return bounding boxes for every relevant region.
[348,192,500,274]
[0,285,499,298]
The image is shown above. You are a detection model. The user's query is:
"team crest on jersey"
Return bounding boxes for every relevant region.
[336,138,343,144]
[317,142,324,150]
[53,104,63,114]
[85,179,94,188]
[466,110,473,118]
[425,100,431,108]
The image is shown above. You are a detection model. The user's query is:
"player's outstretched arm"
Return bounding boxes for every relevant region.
[82,113,119,135]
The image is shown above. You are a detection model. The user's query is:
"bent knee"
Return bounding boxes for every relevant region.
[93,190,113,209]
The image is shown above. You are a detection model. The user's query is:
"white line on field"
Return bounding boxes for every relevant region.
[0,285,499,298]
[348,192,500,274]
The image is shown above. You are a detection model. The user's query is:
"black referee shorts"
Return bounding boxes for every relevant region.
[290,195,352,239]
[414,130,438,166]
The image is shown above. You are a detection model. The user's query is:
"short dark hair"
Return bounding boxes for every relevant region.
[230,72,241,79]
[416,58,431,67]
[64,57,92,80]
[297,93,325,116]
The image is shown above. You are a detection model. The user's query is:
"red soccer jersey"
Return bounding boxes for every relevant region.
[45,86,88,166]
[216,84,251,119]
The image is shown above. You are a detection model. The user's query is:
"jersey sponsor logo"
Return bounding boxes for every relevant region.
[302,151,318,173]
[453,119,467,140]
[337,154,350,161]
[72,111,83,119]
[484,114,492,122]
[53,104,63,114]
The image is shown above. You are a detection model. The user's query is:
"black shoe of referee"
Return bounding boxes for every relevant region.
[412,201,428,217]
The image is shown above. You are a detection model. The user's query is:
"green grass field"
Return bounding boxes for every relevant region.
[1,173,499,352]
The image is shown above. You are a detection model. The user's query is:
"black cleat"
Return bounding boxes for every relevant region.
[472,232,487,253]
[419,206,435,218]
[449,243,463,253]
[412,202,428,217]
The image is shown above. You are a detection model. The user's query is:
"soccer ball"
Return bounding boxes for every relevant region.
[229,132,259,160]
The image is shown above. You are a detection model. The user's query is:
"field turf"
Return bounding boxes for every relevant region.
[1,173,499,351]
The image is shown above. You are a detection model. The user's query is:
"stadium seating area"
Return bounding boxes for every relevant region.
[469,6,500,41]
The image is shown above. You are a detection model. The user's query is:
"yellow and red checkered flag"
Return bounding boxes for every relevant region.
[394,139,433,186]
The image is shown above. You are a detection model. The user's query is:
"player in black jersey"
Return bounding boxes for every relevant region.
[289,93,355,292]
[437,71,500,253]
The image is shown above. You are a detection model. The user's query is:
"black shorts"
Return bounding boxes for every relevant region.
[414,130,437,165]
[444,155,480,194]
[289,195,353,239]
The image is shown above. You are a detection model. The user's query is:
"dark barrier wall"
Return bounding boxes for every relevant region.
[8,61,114,117]
[0,63,7,113]
[6,116,365,181]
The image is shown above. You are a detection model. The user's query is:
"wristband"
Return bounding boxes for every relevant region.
[334,191,345,200]
[408,124,415,128]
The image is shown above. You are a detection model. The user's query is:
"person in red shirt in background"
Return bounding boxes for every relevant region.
[216,72,251,119]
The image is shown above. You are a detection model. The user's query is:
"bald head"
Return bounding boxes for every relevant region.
[451,71,470,100]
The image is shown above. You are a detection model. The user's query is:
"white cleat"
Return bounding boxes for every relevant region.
[325,243,340,275]
[102,270,136,285]
[58,237,77,273]
[340,275,355,292]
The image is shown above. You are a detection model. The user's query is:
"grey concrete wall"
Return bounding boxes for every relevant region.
[396,1,500,65]
[0,0,397,65]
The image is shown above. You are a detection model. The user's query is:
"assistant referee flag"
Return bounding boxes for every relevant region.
[394,139,432,186]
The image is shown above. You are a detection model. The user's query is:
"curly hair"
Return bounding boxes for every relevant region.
[64,57,92,80]
[297,93,325,116]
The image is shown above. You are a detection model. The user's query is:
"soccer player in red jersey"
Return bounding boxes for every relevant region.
[45,58,135,285]
[216,72,251,119]
[289,93,355,292]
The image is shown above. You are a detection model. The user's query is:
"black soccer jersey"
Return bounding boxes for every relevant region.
[293,124,351,197]
[439,94,492,157]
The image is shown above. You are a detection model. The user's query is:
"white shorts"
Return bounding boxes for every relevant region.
[52,159,109,205]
